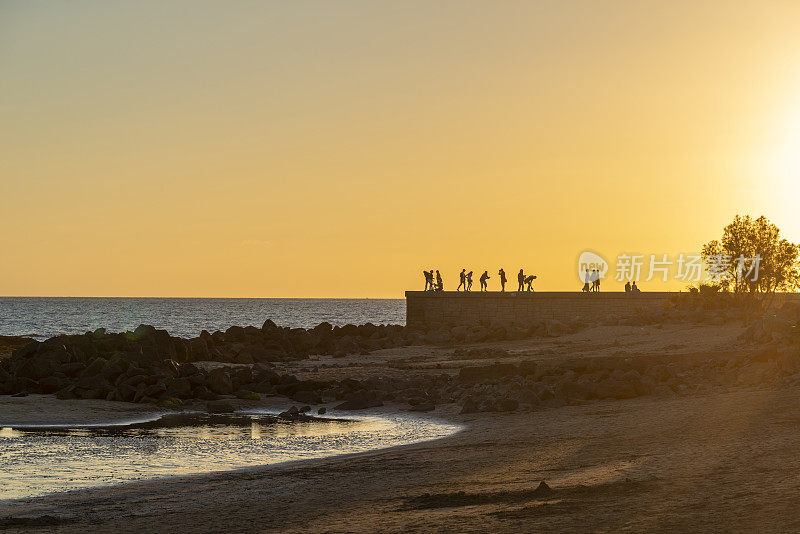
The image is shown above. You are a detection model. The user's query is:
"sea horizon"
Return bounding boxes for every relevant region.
[0,297,406,339]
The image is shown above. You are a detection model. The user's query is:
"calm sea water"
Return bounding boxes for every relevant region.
[0,298,405,339]
[0,411,461,502]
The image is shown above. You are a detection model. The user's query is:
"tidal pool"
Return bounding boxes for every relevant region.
[0,410,461,502]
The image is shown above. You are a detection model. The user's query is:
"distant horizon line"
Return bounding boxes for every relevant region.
[0,290,682,299]
[0,295,407,299]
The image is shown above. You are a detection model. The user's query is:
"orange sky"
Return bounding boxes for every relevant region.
[2,1,800,297]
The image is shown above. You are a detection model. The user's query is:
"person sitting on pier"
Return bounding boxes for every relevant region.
[457,269,466,291]
[435,270,443,291]
[518,269,525,291]
[624,280,631,292]
[466,271,474,291]
[524,274,537,291]
[423,270,433,291]
[499,268,507,292]
[631,281,640,292]
[479,270,490,291]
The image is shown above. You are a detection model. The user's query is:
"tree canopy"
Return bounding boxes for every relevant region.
[701,215,800,293]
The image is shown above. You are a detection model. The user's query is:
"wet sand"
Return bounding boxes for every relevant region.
[3,323,800,532]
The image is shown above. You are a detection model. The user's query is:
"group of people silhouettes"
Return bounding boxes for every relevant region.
[422,270,444,292]
[423,268,537,292]
[581,269,641,293]
[582,269,602,292]
[624,280,641,292]
[424,268,642,293]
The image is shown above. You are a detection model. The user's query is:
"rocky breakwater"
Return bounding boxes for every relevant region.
[0,321,405,409]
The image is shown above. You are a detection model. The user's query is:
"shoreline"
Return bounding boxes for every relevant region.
[0,398,463,507]
[5,387,800,532]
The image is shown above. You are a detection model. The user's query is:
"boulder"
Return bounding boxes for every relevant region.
[335,390,383,410]
[208,368,234,395]
[410,402,436,412]
[292,390,321,405]
[460,397,479,414]
[100,357,127,381]
[38,376,66,393]
[458,363,536,382]
[80,357,107,378]
[496,398,519,412]
[207,400,235,414]
[166,377,192,399]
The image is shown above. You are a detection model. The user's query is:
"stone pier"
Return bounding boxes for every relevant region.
[405,291,800,328]
[405,291,677,328]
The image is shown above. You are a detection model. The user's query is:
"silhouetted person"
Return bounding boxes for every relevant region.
[624,281,631,292]
[590,269,599,292]
[631,281,640,292]
[479,270,490,291]
[524,274,537,291]
[435,270,443,291]
[582,269,591,292]
[457,269,466,291]
[594,270,601,292]
[466,271,473,291]
[423,270,433,291]
[518,269,525,291]
[499,268,507,291]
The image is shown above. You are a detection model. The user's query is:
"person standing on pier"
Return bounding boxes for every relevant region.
[499,268,507,291]
[466,271,474,291]
[435,270,443,291]
[517,269,525,291]
[457,269,466,291]
[582,269,591,292]
[479,270,490,291]
[423,270,433,291]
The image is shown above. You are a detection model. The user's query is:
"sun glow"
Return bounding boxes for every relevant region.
[756,106,800,240]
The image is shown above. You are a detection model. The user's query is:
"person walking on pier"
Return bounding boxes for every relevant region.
[435,270,443,291]
[479,270,490,291]
[593,270,601,292]
[499,268,507,291]
[589,269,598,292]
[517,269,525,291]
[582,269,591,292]
[423,270,433,291]
[466,271,474,291]
[457,269,466,291]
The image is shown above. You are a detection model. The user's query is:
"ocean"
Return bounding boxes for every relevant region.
[0,297,405,339]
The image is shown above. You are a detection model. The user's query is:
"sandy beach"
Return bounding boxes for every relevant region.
[3,320,800,533]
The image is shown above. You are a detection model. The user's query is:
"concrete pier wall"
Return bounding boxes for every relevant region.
[405,291,800,328]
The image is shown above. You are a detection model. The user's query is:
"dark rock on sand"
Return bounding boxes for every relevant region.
[207,400,236,414]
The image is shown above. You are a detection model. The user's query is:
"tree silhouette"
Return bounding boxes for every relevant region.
[701,215,799,293]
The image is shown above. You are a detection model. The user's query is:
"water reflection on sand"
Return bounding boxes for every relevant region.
[0,411,460,502]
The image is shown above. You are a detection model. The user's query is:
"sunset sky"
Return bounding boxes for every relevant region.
[2,1,800,297]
